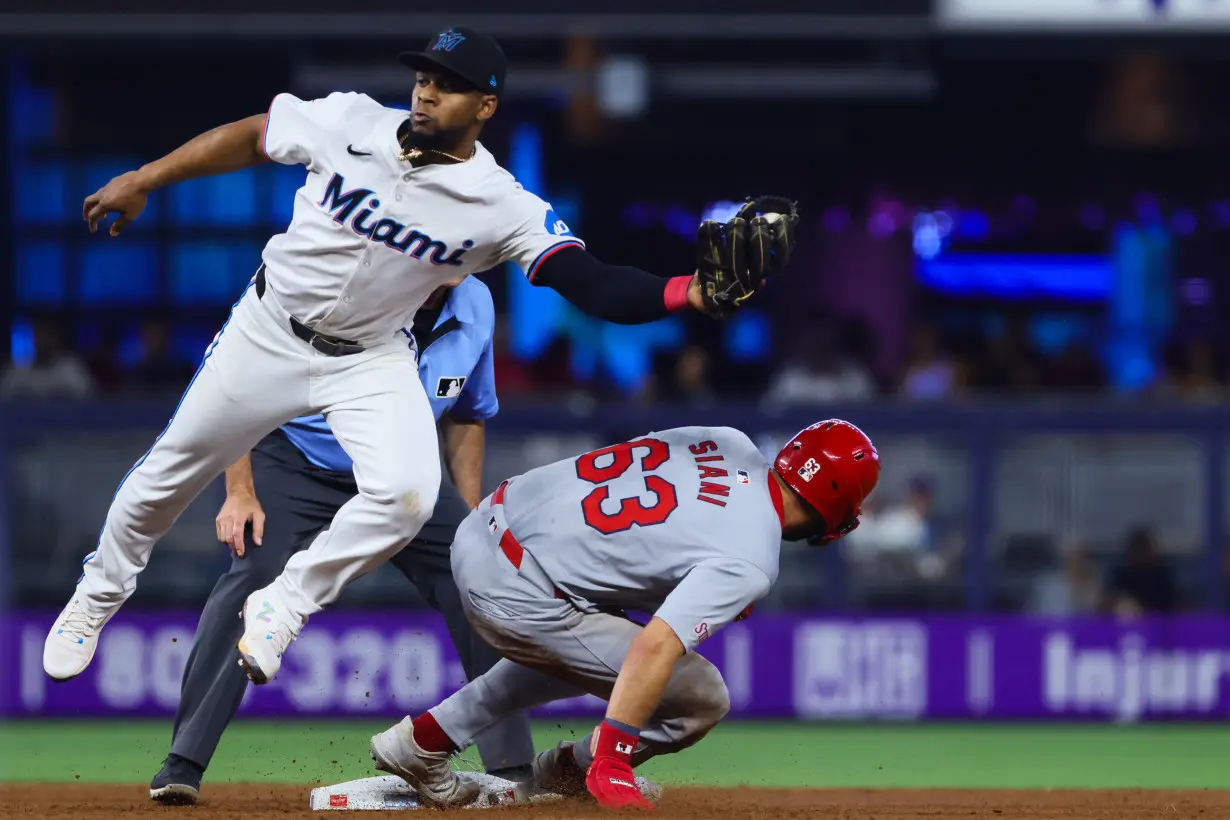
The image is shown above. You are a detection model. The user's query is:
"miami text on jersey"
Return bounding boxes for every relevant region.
[689,440,731,508]
[319,173,474,266]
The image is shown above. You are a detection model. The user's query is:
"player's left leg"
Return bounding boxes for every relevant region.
[387,479,536,782]
[44,280,313,681]
[236,339,440,684]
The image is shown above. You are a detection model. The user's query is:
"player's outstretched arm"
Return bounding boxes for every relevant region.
[530,245,705,325]
[529,196,797,323]
[83,114,268,236]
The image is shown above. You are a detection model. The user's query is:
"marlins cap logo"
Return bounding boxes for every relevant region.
[433,29,466,52]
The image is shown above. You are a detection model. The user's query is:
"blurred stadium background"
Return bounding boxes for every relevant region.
[3,0,1230,793]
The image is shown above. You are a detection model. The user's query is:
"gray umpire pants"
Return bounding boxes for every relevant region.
[167,430,535,774]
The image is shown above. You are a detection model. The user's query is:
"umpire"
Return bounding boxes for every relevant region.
[149,275,534,805]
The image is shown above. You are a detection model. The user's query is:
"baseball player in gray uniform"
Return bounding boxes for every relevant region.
[368,419,881,809]
[44,23,797,688]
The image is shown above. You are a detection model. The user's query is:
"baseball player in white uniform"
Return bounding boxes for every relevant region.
[368,420,881,809]
[42,25,800,687]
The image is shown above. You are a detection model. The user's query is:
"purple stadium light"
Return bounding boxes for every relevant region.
[1133,191,1161,223]
[1211,200,1230,228]
[1078,205,1105,231]
[1170,209,1197,237]
[1180,278,1211,306]
[822,207,850,233]
[868,211,896,239]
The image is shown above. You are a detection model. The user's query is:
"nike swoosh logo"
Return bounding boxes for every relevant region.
[347,145,372,157]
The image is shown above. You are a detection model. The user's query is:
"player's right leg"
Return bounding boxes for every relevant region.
[44,281,312,681]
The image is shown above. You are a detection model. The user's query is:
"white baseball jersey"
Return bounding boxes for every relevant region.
[259,91,584,343]
[500,426,784,652]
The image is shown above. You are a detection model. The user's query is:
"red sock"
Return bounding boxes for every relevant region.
[412,712,457,755]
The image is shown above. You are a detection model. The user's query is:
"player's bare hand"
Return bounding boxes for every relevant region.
[216,491,265,558]
[83,170,151,236]
[686,273,705,312]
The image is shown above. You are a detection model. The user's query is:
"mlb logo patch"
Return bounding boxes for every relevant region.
[488,516,498,535]
[737,470,750,484]
[436,376,466,398]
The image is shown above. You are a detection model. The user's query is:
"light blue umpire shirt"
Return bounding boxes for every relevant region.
[280,276,498,472]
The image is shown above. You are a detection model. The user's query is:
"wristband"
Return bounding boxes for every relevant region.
[592,718,641,763]
[663,276,692,313]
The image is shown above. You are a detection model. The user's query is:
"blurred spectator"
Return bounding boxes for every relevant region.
[899,324,962,401]
[849,477,933,553]
[528,335,592,402]
[763,321,876,406]
[0,318,95,401]
[1154,339,1224,402]
[1089,52,1200,149]
[844,477,955,582]
[490,325,535,398]
[85,326,126,396]
[1045,341,1107,393]
[1223,541,1230,613]
[667,345,715,406]
[130,320,195,395]
[1028,542,1103,616]
[973,314,1042,394]
[1106,526,1179,615]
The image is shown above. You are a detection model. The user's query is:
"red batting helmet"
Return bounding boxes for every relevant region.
[774,419,880,544]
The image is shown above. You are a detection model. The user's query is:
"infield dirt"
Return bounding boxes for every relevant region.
[2,784,1226,819]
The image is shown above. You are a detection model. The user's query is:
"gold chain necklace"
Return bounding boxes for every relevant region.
[398,145,475,164]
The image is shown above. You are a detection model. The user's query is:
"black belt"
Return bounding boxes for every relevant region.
[255,266,365,357]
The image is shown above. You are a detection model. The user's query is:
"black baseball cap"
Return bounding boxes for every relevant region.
[399,27,507,96]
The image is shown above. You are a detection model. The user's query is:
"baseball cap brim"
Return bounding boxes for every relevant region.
[398,51,485,92]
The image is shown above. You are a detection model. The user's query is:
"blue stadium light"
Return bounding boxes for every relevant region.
[11,319,35,368]
[957,210,989,240]
[918,253,1113,301]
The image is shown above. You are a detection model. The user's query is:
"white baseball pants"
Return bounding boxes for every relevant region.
[76,275,441,621]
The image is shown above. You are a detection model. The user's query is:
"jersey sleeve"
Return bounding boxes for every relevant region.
[261,92,375,168]
[654,559,772,653]
[496,189,586,282]
[448,335,499,421]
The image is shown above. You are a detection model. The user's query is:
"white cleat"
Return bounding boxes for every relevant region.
[235,588,304,685]
[369,717,481,808]
[44,592,114,682]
